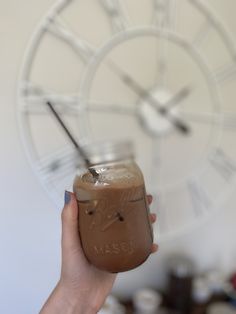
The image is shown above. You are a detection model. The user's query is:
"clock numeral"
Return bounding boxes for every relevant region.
[192,20,212,49]
[152,0,176,30]
[189,0,213,45]
[100,0,129,33]
[20,82,136,116]
[209,148,236,182]
[36,146,78,183]
[152,0,177,86]
[46,16,95,62]
[188,179,211,217]
[214,62,236,85]
[20,82,82,115]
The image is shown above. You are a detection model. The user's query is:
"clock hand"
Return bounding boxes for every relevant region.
[107,59,190,134]
[163,85,192,111]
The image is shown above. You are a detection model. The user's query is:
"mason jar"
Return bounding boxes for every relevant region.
[73,141,153,273]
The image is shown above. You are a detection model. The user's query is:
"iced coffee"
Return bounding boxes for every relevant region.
[73,141,153,273]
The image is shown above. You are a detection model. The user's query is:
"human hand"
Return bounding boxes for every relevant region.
[40,192,157,314]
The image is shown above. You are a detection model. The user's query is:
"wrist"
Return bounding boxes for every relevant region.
[40,281,99,314]
[56,281,99,314]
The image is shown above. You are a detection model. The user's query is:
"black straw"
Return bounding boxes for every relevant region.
[46,101,98,178]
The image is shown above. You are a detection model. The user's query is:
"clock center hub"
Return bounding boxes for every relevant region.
[137,88,178,136]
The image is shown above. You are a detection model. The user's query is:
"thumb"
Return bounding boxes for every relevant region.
[61,191,82,254]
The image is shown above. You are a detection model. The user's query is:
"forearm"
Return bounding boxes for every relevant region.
[39,282,98,314]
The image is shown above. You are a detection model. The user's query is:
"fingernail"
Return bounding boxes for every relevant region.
[64,191,71,205]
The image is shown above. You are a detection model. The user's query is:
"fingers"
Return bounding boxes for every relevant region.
[147,195,157,223]
[151,243,159,254]
[146,194,153,205]
[146,194,158,254]
[150,213,156,223]
[61,191,81,254]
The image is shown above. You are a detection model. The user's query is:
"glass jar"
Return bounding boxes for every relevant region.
[73,141,153,273]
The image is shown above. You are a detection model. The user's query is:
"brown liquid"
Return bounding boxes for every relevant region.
[73,168,153,273]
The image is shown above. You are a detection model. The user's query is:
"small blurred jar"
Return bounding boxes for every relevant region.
[133,288,162,314]
[191,276,211,314]
[206,270,227,303]
[166,255,195,314]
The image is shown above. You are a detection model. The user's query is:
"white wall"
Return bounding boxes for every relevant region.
[1,1,236,313]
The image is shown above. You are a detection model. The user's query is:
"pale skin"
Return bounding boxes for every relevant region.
[40,192,158,314]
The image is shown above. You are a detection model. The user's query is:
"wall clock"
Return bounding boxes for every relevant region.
[17,0,236,240]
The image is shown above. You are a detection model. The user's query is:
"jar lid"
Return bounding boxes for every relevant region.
[167,255,195,278]
[81,140,135,165]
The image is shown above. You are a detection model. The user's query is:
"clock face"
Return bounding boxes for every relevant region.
[18,0,236,239]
